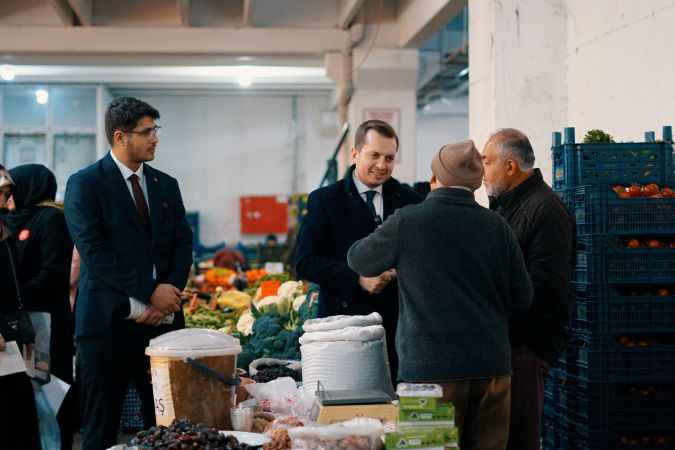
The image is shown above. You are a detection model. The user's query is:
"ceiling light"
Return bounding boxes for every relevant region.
[237,56,253,62]
[35,89,49,104]
[237,75,253,88]
[0,64,15,81]
[458,67,469,78]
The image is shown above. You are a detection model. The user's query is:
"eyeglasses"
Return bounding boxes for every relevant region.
[125,126,162,138]
[0,189,11,200]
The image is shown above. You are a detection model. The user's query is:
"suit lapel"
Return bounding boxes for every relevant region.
[102,153,143,232]
[144,166,163,247]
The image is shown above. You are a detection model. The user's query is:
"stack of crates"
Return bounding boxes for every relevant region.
[544,126,675,450]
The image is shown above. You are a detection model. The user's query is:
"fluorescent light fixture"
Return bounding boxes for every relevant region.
[0,64,15,81]
[237,75,253,87]
[5,65,331,87]
[35,89,49,104]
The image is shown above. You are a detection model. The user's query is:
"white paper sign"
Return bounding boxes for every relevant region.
[0,341,28,376]
[264,262,285,274]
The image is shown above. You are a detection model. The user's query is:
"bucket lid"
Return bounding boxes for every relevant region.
[146,328,242,358]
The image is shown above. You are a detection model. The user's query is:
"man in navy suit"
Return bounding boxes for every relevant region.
[294,120,420,383]
[64,97,193,450]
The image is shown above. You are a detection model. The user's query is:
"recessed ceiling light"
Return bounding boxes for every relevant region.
[0,64,15,81]
[35,89,49,104]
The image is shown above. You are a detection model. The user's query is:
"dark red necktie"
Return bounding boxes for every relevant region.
[128,174,149,224]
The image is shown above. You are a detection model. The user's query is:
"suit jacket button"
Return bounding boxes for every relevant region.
[341,301,348,308]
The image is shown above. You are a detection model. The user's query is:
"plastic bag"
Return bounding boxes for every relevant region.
[300,325,394,397]
[27,311,51,383]
[244,377,313,416]
[289,418,384,450]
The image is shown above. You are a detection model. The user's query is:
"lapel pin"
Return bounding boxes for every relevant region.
[153,177,158,182]
[18,229,31,241]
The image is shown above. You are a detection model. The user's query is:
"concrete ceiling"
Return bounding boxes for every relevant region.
[0,0,466,88]
[0,0,465,57]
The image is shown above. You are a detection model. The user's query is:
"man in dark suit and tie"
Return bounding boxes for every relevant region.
[294,120,420,382]
[64,97,193,450]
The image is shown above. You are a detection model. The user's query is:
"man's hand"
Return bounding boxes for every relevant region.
[135,306,167,326]
[359,270,396,294]
[0,334,6,352]
[150,283,181,315]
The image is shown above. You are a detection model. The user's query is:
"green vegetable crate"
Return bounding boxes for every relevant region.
[385,426,458,449]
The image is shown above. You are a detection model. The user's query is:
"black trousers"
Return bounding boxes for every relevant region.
[0,372,42,450]
[77,323,156,450]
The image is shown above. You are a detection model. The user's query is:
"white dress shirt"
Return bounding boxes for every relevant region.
[352,171,384,220]
[110,150,150,209]
[109,151,171,323]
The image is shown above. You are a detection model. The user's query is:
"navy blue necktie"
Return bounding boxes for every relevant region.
[365,190,382,225]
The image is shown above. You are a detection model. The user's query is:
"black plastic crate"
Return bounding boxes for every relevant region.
[570,283,675,334]
[565,376,675,429]
[569,419,674,450]
[542,419,569,450]
[551,126,675,190]
[566,332,675,383]
[573,235,675,284]
[565,185,675,235]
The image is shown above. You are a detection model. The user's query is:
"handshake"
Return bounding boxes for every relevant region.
[131,283,183,326]
[358,269,397,294]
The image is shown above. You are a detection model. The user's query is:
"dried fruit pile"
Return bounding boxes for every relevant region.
[129,419,254,450]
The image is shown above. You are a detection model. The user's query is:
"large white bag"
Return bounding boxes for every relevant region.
[302,312,382,333]
[300,324,394,397]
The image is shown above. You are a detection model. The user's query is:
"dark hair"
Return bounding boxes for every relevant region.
[354,120,399,151]
[105,97,160,146]
[491,128,535,169]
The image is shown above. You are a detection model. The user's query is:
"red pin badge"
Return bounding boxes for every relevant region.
[18,229,31,241]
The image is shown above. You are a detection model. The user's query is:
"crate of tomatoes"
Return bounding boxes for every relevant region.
[565,184,675,235]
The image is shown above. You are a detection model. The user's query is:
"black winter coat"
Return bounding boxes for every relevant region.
[14,206,74,382]
[489,169,576,365]
[294,166,421,380]
[0,232,22,340]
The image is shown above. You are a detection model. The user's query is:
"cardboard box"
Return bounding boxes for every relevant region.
[314,402,398,425]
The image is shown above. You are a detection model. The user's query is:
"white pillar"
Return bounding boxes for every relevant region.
[348,48,420,184]
[469,0,567,188]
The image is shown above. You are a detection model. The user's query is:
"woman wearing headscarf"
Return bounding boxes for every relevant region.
[2,164,74,384]
[2,164,75,448]
[0,164,42,450]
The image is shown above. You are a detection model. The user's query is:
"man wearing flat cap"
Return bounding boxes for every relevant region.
[348,141,533,450]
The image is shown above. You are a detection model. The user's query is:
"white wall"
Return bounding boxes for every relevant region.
[469,0,675,189]
[416,95,469,182]
[469,0,567,188]
[566,0,675,141]
[123,92,336,246]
